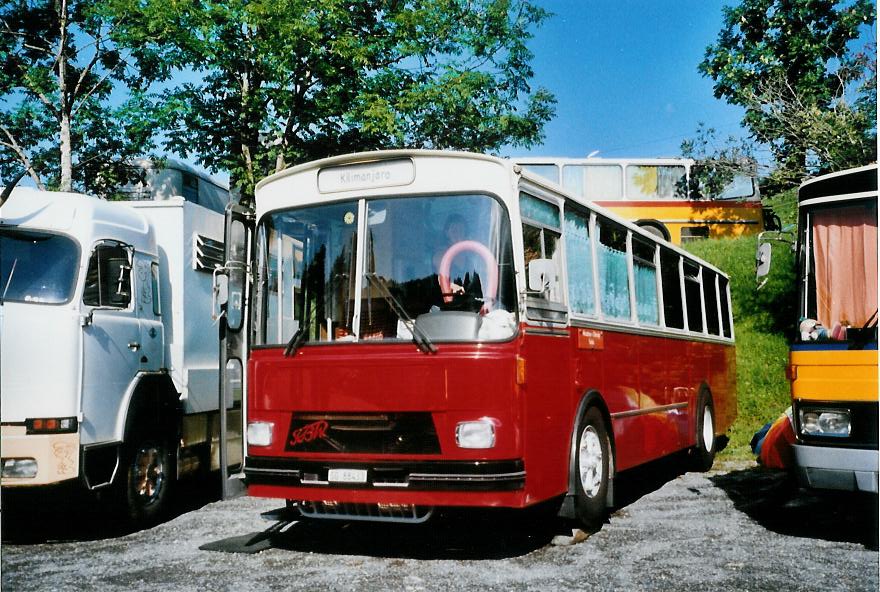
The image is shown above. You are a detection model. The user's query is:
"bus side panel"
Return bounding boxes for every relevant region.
[713,345,738,434]
[640,334,687,459]
[599,330,644,472]
[518,331,573,505]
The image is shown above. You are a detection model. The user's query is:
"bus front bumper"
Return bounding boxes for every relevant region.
[0,425,80,487]
[792,444,879,493]
[244,457,529,508]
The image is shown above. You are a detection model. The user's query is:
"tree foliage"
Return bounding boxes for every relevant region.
[700,0,876,181]
[109,0,556,200]
[681,122,759,198]
[0,0,162,195]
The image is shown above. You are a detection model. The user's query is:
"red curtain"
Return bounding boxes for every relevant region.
[812,205,878,329]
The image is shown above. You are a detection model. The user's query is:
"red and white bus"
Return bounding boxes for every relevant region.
[217,150,737,529]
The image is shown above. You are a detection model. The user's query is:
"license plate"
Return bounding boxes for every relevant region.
[328,468,368,483]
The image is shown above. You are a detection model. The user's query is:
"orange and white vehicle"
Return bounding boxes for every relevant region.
[515,157,776,244]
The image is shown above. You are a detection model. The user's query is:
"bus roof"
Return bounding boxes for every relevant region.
[798,164,878,205]
[255,149,729,279]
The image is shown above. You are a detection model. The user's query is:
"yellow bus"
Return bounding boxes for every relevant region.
[514,157,776,244]
[758,164,877,492]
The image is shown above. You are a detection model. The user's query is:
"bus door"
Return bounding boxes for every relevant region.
[216,202,253,499]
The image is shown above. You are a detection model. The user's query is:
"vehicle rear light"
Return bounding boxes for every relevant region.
[247,421,274,447]
[2,458,38,478]
[26,417,78,435]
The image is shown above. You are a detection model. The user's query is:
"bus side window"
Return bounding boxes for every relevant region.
[660,248,684,329]
[520,193,563,302]
[683,260,704,333]
[719,276,732,338]
[596,217,631,320]
[563,208,595,316]
[633,236,659,325]
[702,269,721,335]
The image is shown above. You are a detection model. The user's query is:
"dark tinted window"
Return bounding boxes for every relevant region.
[719,276,732,338]
[660,248,683,329]
[702,269,720,335]
[683,260,703,333]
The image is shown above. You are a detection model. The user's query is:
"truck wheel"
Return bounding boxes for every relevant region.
[573,406,611,532]
[689,391,717,472]
[120,433,175,525]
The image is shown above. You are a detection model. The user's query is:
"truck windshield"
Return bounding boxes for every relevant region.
[254,194,517,346]
[0,229,80,305]
[799,200,878,341]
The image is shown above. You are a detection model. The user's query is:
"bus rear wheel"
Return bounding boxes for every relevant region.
[689,391,717,472]
[636,220,670,241]
[573,407,611,531]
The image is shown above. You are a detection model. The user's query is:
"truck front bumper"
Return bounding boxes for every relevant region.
[792,444,879,493]
[1,425,79,487]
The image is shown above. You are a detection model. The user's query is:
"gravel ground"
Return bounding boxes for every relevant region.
[2,459,877,592]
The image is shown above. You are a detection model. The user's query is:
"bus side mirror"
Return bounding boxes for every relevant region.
[528,259,558,294]
[755,242,772,287]
[212,267,229,322]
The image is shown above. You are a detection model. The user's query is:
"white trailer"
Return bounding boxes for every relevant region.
[1,175,239,523]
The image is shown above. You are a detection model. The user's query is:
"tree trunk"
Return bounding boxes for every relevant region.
[59,111,73,192]
[57,0,73,192]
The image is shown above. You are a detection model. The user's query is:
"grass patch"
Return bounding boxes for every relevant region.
[685,234,796,459]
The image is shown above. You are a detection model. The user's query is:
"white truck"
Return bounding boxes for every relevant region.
[0,163,241,523]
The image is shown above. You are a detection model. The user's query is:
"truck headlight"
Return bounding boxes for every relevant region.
[456,419,496,449]
[2,458,38,479]
[247,422,274,447]
[799,409,851,437]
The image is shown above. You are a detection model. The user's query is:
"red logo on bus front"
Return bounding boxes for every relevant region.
[289,420,329,448]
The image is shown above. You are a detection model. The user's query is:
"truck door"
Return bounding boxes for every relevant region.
[81,242,140,447]
[218,202,254,499]
[135,257,164,372]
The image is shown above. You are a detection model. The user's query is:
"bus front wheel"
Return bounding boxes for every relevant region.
[689,391,717,472]
[573,406,611,531]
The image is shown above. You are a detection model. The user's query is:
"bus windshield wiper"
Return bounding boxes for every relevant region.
[283,326,307,357]
[364,272,437,354]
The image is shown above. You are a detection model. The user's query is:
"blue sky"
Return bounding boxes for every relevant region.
[504,0,750,160]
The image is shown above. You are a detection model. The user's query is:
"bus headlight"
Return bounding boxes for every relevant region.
[799,409,851,437]
[247,422,274,447]
[456,420,496,449]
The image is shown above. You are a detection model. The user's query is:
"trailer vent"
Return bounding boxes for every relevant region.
[193,234,225,272]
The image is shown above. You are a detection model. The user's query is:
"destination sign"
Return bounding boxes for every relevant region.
[318,158,415,193]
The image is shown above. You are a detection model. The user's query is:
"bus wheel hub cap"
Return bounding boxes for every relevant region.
[579,426,603,497]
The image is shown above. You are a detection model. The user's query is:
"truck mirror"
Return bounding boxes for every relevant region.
[528,258,557,294]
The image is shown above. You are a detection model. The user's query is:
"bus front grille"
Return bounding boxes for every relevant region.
[284,412,441,454]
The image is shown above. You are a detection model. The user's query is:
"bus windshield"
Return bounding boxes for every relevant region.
[254,194,517,346]
[0,229,80,304]
[801,200,878,340]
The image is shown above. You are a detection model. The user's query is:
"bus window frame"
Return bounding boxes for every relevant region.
[518,187,568,307]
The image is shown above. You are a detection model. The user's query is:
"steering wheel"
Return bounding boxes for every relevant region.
[437,240,498,311]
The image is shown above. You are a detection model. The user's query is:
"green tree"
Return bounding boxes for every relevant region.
[681,122,759,198]
[0,0,163,195]
[110,0,556,200]
[700,0,876,182]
